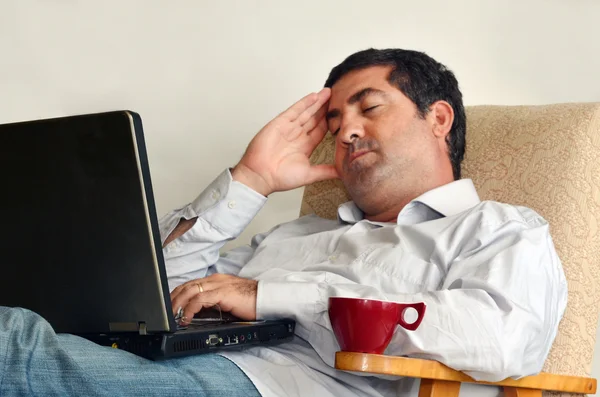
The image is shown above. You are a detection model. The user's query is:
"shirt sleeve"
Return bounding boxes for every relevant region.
[256,209,568,382]
[159,169,267,291]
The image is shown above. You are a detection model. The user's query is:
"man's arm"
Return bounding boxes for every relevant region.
[163,87,336,251]
[159,168,268,291]
[167,88,340,319]
[164,88,338,299]
[160,161,284,249]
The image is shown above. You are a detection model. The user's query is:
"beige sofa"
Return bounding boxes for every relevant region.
[300,103,600,396]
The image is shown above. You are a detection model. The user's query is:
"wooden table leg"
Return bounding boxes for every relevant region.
[419,379,461,397]
[504,386,542,397]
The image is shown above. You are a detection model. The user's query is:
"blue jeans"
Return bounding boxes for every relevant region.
[0,307,261,396]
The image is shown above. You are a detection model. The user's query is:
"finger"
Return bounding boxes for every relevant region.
[295,89,330,126]
[180,289,223,324]
[171,281,205,314]
[171,276,208,297]
[285,100,329,143]
[303,117,329,154]
[171,274,230,314]
[282,88,330,123]
[170,281,194,306]
[170,282,187,298]
[301,102,328,135]
[305,164,340,185]
[280,92,318,122]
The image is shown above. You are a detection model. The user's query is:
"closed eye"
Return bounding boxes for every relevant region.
[331,106,379,136]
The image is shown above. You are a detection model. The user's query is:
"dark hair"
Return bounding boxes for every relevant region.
[325,48,466,180]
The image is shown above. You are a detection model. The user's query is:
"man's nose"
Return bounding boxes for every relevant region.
[338,120,365,145]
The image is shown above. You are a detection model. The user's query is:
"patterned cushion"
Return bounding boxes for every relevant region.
[300,103,600,393]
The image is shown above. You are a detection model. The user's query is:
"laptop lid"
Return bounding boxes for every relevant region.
[0,111,177,334]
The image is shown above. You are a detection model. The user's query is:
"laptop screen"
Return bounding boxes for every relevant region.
[0,111,174,334]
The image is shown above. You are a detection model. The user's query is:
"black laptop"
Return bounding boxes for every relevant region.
[0,111,295,359]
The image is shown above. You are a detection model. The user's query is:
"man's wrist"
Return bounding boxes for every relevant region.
[231,163,272,197]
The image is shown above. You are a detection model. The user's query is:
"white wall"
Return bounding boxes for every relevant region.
[2,0,600,386]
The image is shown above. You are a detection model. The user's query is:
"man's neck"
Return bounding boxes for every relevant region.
[363,198,412,223]
[362,177,454,223]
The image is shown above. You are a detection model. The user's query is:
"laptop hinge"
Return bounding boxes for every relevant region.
[138,322,147,335]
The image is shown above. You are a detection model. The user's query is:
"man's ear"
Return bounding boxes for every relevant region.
[429,101,454,139]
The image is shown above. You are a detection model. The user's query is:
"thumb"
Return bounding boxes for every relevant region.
[306,164,340,185]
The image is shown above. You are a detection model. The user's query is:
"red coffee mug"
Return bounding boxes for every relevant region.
[328,297,426,354]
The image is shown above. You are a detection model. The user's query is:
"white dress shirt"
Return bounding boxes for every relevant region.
[160,170,568,397]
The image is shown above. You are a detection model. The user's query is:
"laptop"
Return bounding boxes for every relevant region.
[0,110,295,360]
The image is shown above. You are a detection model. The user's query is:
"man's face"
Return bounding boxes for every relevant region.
[326,66,436,204]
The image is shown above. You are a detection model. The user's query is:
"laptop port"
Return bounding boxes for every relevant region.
[224,335,239,346]
[207,334,221,346]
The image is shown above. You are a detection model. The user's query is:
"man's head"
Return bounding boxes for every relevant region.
[324,48,466,221]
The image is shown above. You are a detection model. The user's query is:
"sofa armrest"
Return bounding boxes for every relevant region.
[334,352,597,396]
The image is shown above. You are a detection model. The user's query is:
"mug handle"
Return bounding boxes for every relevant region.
[397,302,426,331]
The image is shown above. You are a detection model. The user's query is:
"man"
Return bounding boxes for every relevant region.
[0,48,567,397]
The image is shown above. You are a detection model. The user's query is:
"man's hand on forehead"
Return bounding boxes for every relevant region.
[231,88,339,196]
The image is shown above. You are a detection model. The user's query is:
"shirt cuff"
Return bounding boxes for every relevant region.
[188,169,267,237]
[256,280,321,321]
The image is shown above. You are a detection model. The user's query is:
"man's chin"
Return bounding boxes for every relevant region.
[342,175,379,199]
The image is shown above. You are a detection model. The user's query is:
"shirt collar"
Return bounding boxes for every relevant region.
[337,179,481,225]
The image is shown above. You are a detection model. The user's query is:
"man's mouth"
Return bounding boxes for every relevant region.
[349,150,371,164]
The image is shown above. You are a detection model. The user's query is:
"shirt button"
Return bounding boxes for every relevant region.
[211,190,220,200]
[328,255,337,261]
[228,200,236,209]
